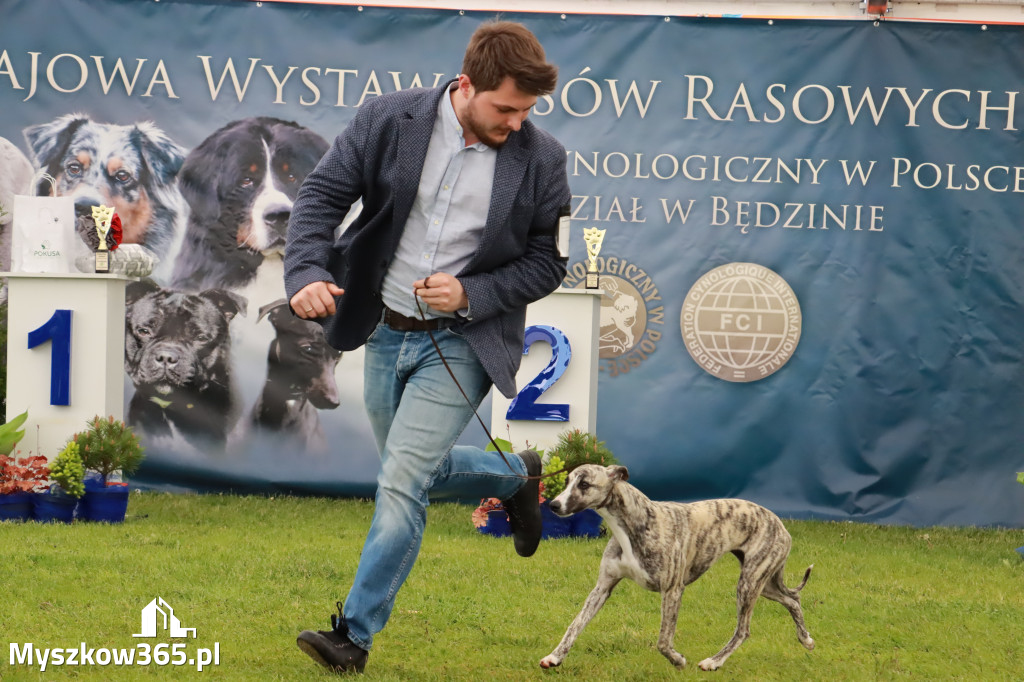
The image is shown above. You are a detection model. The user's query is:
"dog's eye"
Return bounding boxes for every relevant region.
[66,162,83,177]
[135,326,152,338]
[114,170,133,184]
[300,344,317,355]
[240,177,255,189]
[577,481,590,491]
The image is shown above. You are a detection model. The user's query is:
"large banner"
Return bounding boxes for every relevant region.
[1,0,1022,526]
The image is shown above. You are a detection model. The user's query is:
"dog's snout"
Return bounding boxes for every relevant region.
[548,499,562,514]
[263,209,290,234]
[154,347,180,367]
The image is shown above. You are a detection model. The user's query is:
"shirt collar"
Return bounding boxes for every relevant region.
[442,82,490,152]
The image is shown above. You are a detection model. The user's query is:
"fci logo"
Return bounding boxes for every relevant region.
[133,597,197,639]
[681,262,802,382]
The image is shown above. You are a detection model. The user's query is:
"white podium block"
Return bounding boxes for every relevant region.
[3,272,130,460]
[490,287,602,453]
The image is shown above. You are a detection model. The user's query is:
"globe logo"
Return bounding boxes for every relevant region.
[680,263,801,382]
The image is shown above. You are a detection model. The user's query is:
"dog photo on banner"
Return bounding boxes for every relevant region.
[1,109,375,490]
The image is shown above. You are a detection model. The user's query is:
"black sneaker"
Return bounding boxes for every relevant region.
[501,449,543,557]
[296,602,369,674]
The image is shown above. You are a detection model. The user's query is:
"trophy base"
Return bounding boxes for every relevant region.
[585,273,600,289]
[95,251,110,273]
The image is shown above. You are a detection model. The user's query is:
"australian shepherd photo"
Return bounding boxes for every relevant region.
[22,113,188,280]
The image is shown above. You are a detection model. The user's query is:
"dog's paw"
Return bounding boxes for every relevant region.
[539,655,561,669]
[698,657,721,671]
[802,636,815,651]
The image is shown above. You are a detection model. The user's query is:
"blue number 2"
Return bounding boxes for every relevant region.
[506,324,571,422]
[27,309,73,406]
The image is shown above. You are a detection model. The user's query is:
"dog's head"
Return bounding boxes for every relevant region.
[548,464,630,517]
[257,299,342,408]
[179,117,328,255]
[23,114,186,247]
[124,280,246,398]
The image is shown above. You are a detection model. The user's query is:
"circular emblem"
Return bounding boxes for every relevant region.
[564,258,664,377]
[680,262,801,382]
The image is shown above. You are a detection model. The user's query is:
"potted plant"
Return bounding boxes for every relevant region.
[472,430,616,540]
[34,441,85,523]
[0,411,47,522]
[540,429,618,538]
[1017,473,1024,559]
[72,416,145,523]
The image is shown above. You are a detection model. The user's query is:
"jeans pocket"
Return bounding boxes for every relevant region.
[366,320,385,345]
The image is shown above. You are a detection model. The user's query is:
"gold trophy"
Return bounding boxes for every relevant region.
[583,227,606,289]
[91,204,114,273]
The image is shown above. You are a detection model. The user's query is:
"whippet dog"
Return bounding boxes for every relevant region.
[540,464,814,671]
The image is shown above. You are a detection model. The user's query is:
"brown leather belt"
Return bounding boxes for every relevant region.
[382,306,455,332]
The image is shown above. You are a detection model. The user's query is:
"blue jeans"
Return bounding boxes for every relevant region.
[342,321,528,650]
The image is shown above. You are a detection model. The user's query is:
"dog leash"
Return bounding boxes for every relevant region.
[413,285,564,482]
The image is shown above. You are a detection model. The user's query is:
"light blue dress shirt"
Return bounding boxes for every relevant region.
[380,84,497,319]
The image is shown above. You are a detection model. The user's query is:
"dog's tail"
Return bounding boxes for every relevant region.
[794,564,813,592]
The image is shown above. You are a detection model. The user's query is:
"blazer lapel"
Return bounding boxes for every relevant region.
[476,133,529,254]
[392,85,449,247]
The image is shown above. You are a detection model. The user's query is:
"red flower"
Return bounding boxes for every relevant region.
[109,213,123,250]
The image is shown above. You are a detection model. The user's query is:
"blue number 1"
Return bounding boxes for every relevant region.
[28,309,73,406]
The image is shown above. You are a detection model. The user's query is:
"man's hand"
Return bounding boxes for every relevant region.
[290,281,345,319]
[413,273,468,313]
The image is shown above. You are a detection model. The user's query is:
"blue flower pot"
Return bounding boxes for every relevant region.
[479,510,511,537]
[540,501,572,539]
[0,491,34,522]
[79,483,130,523]
[34,490,79,523]
[570,509,604,538]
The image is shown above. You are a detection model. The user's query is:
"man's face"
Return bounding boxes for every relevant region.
[460,76,537,148]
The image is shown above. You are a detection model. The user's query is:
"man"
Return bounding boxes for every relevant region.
[284,21,570,674]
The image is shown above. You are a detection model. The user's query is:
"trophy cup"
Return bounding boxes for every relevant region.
[91,204,114,273]
[582,226,606,289]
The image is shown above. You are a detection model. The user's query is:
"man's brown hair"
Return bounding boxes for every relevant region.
[462,21,558,96]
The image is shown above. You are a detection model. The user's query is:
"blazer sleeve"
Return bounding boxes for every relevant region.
[284,107,372,301]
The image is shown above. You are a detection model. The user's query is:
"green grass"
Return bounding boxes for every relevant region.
[1,492,1022,681]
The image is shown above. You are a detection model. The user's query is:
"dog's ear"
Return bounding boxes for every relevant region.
[132,121,186,187]
[126,278,161,306]
[608,465,629,482]
[201,288,247,322]
[177,128,229,225]
[23,113,89,192]
[257,298,288,324]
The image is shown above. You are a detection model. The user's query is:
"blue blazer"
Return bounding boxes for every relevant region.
[284,82,571,398]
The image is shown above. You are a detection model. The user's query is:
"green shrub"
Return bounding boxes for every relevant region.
[541,454,568,500]
[546,429,617,472]
[50,441,86,498]
[72,415,145,483]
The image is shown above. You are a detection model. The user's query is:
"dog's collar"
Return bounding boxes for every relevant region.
[597,485,617,511]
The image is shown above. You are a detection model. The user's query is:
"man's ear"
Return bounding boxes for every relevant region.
[457,73,474,98]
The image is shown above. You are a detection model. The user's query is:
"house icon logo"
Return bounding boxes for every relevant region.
[132,597,197,638]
